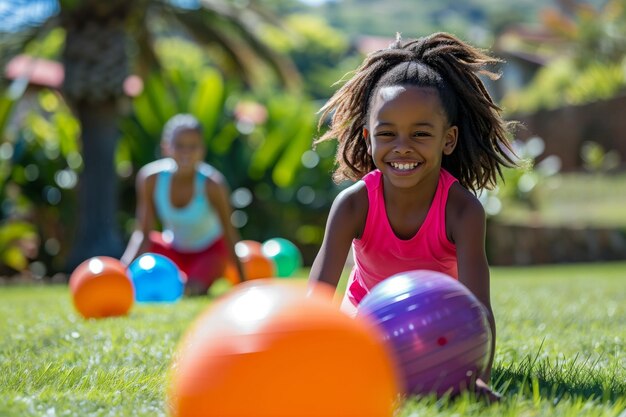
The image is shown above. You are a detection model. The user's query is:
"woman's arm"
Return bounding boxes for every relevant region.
[206,171,246,282]
[121,167,157,266]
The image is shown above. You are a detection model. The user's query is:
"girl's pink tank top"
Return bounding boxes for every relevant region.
[345,168,458,308]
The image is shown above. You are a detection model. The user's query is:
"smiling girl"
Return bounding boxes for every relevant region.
[308,32,517,400]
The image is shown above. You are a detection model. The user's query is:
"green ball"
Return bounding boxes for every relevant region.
[261,238,302,278]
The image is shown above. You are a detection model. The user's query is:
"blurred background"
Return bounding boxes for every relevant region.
[1,0,625,281]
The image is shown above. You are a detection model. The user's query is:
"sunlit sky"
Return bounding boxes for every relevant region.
[299,0,333,4]
[0,0,58,32]
[0,0,335,32]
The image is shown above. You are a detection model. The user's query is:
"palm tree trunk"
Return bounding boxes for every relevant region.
[66,100,124,270]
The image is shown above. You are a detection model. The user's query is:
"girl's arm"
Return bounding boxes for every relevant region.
[309,183,367,292]
[121,167,157,265]
[448,185,496,383]
[206,171,246,282]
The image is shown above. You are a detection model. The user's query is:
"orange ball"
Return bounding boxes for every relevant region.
[69,256,134,319]
[238,239,263,255]
[168,280,400,417]
[224,240,276,283]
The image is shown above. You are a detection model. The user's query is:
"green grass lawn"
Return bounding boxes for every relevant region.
[1,262,625,416]
[498,172,626,228]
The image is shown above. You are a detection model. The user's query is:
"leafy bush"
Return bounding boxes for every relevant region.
[580,140,621,173]
[503,59,626,115]
[0,220,38,274]
[503,0,626,115]
[0,89,81,274]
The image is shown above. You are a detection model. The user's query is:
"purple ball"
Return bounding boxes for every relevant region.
[357,270,492,397]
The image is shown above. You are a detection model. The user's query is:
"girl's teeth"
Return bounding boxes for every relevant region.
[391,162,418,170]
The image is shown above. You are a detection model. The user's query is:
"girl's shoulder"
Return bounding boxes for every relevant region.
[447,183,484,214]
[329,180,369,239]
[446,183,485,234]
[334,180,368,211]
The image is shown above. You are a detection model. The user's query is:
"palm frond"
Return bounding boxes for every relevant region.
[177,0,300,89]
[129,6,161,78]
[167,10,252,82]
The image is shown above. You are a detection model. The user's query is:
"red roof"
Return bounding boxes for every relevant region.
[355,35,395,55]
[4,54,64,89]
[4,54,143,97]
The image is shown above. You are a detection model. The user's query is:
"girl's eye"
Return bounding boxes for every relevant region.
[413,132,432,138]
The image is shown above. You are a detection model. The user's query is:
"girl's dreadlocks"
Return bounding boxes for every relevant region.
[316,32,517,193]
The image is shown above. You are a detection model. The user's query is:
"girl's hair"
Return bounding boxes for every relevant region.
[161,113,203,145]
[316,32,517,192]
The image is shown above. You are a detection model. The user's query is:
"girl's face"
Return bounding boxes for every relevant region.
[364,85,458,189]
[162,129,205,172]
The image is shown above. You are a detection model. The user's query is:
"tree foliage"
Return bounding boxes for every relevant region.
[0,0,305,273]
[503,0,626,114]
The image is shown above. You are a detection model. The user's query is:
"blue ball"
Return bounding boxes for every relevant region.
[128,253,184,302]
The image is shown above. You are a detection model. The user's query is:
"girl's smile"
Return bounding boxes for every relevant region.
[387,160,423,175]
[364,85,457,187]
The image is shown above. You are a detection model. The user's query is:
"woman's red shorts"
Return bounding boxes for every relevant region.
[147,231,228,288]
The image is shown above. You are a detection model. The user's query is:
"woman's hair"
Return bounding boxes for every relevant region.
[161,113,203,145]
[316,32,517,192]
